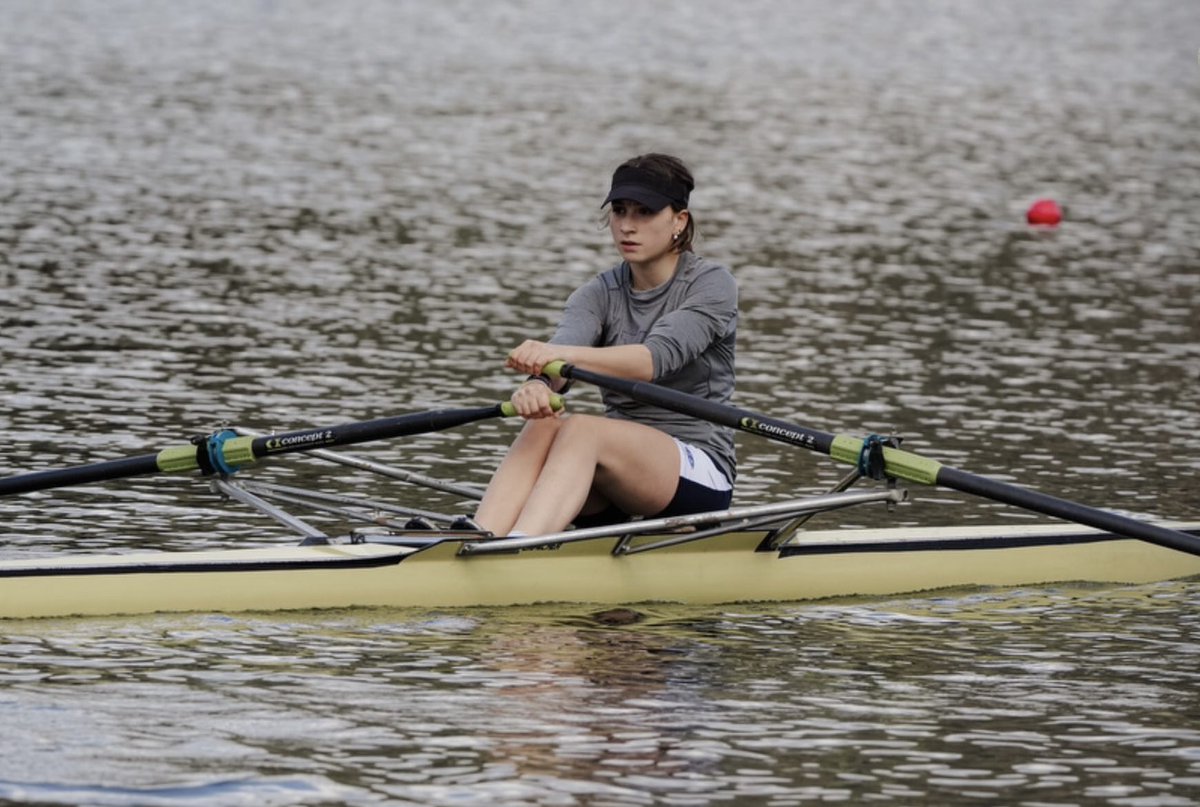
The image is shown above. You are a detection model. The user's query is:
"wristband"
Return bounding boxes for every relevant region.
[524,374,573,394]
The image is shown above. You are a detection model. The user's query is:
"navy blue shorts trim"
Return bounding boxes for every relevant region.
[657,477,734,518]
[571,478,734,529]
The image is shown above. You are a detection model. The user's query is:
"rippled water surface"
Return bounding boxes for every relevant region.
[2,0,1199,804]
[2,587,1200,806]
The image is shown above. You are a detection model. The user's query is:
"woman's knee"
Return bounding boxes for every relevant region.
[513,415,563,446]
[551,413,604,443]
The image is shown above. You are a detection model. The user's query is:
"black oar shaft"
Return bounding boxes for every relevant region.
[0,403,512,497]
[247,405,506,459]
[933,467,1200,557]
[550,362,1200,558]
[559,366,838,452]
[0,454,163,497]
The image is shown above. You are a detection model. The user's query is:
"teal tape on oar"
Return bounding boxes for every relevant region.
[203,430,244,476]
[856,434,888,480]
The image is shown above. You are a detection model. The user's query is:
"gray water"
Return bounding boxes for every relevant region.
[2,1,1200,804]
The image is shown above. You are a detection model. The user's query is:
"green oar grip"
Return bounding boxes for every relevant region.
[500,394,564,418]
[156,445,201,474]
[829,436,942,487]
[222,436,257,467]
[156,435,257,475]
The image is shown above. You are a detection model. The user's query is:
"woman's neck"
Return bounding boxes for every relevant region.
[628,251,682,291]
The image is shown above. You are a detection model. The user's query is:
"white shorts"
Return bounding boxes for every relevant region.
[674,439,733,492]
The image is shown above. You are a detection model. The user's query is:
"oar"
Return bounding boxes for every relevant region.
[0,398,557,497]
[544,361,1200,558]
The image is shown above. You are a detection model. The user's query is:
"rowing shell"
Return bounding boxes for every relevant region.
[3,518,1198,620]
[3,393,1197,621]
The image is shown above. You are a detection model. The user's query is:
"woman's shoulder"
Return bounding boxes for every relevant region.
[578,262,630,293]
[565,263,627,307]
[681,253,736,287]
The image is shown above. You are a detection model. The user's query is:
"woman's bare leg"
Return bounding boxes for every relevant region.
[510,415,680,536]
[473,418,562,534]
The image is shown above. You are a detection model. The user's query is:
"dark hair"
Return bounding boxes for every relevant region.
[605,153,697,252]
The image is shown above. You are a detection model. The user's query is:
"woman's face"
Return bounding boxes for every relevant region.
[609,200,686,266]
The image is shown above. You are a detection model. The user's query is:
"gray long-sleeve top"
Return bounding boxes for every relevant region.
[550,251,738,484]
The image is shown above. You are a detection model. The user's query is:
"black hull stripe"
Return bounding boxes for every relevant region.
[778,528,1200,558]
[0,551,411,579]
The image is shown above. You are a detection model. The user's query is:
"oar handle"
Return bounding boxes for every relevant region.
[500,394,564,419]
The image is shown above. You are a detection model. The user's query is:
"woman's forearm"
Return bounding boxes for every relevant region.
[553,344,654,381]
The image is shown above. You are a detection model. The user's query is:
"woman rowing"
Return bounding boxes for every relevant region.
[473,153,738,537]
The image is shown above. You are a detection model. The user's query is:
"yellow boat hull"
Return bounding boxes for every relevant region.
[2,521,1199,620]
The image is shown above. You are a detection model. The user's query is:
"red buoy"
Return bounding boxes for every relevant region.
[1026,198,1062,227]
